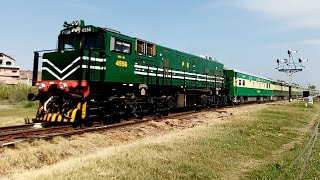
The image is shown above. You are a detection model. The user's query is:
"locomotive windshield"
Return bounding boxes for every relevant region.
[58,33,104,51]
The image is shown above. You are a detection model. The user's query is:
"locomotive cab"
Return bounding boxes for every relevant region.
[29,20,109,125]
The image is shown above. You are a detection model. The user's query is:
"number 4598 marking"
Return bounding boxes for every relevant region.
[115,60,128,67]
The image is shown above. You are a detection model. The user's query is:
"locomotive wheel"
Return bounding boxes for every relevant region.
[167,96,176,109]
[199,95,207,108]
[161,109,169,116]
[132,103,144,119]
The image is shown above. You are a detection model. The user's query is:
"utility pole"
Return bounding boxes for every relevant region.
[276,50,308,101]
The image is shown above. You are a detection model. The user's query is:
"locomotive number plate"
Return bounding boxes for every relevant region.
[115,60,128,67]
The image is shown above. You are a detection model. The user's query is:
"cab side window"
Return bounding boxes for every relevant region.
[137,40,145,55]
[110,37,131,54]
[135,39,155,57]
[147,43,155,56]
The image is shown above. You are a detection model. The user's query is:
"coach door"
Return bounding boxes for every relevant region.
[235,72,238,95]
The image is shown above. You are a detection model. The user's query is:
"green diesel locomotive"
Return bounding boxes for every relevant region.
[28,20,225,125]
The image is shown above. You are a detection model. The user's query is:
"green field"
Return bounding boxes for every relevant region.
[3,101,318,180]
[0,101,37,127]
[0,84,37,127]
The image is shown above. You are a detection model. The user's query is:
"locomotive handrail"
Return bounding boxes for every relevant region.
[34,49,58,53]
[35,47,105,53]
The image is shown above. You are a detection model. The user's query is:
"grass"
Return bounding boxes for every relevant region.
[0,84,37,126]
[5,101,319,180]
[244,104,320,179]
[0,101,37,127]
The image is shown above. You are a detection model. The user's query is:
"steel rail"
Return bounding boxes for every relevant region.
[0,125,74,142]
[0,108,206,147]
[0,124,34,131]
[0,102,266,147]
[0,124,35,134]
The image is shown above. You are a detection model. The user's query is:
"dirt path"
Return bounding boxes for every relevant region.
[0,105,12,110]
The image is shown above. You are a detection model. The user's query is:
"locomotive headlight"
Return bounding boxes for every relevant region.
[38,83,45,90]
[60,83,68,90]
[71,27,80,33]
[73,20,79,26]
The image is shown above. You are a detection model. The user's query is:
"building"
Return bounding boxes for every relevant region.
[0,53,20,84]
[19,70,42,86]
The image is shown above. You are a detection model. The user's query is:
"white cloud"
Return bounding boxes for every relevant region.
[209,0,320,30]
[243,0,320,30]
[299,39,320,46]
[238,0,320,29]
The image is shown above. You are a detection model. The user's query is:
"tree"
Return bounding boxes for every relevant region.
[308,85,316,89]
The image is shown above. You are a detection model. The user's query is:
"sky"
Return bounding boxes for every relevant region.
[0,0,319,88]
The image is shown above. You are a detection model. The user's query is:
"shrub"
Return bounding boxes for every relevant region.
[0,84,37,102]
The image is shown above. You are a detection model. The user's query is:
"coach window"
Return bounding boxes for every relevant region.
[0,60,2,65]
[84,34,104,50]
[239,79,242,86]
[110,37,131,54]
[243,80,245,86]
[146,43,155,56]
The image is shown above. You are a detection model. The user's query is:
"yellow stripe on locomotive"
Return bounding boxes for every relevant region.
[34,101,86,123]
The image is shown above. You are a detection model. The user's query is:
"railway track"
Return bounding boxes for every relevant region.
[0,102,275,148]
[0,124,35,134]
[0,110,203,147]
